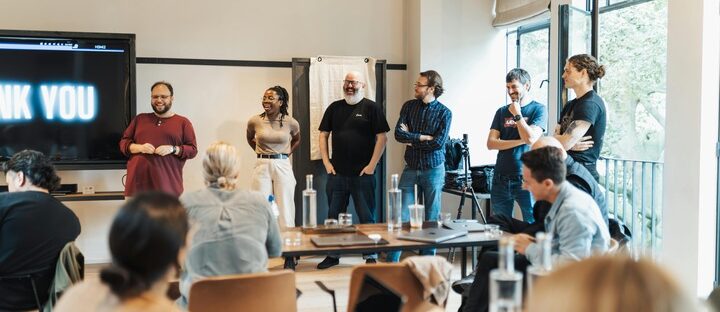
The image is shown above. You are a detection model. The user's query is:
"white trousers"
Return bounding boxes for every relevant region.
[251,158,296,227]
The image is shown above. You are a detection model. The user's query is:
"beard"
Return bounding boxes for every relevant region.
[152,102,172,115]
[344,91,364,105]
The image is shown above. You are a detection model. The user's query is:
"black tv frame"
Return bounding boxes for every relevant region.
[0,29,136,170]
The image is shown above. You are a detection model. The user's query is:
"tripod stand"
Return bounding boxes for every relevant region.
[448,134,487,266]
[455,134,487,223]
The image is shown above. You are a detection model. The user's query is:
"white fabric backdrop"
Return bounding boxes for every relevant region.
[308,56,376,160]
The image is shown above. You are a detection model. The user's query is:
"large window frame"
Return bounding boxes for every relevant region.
[506,19,551,122]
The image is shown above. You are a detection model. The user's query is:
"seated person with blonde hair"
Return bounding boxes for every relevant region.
[527,255,702,312]
[177,141,282,309]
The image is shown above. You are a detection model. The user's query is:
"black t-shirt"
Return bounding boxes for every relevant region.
[318,98,390,176]
[558,90,607,164]
[0,191,81,309]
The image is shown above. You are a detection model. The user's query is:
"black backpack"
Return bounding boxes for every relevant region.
[444,139,464,171]
[470,165,494,194]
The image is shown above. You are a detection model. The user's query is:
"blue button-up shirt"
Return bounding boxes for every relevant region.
[394,99,452,170]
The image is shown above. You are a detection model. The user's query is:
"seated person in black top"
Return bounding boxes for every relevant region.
[0,150,81,310]
[452,136,607,294]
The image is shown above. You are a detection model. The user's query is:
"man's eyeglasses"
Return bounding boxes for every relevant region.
[151,95,171,100]
[343,80,362,86]
[413,83,429,88]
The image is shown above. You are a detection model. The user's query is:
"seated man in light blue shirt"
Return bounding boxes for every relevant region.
[462,146,609,312]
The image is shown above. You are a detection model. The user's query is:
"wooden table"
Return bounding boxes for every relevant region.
[281,223,501,277]
[53,191,125,202]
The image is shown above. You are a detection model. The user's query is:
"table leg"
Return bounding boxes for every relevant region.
[283,256,296,270]
[461,247,468,277]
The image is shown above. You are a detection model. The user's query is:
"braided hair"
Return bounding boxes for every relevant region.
[260,85,290,127]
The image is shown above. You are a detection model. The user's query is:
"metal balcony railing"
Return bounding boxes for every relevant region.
[599,157,663,258]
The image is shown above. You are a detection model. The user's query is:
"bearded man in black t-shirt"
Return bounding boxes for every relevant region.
[316,71,391,269]
[0,150,81,310]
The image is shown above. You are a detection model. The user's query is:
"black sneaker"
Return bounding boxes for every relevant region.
[365,258,377,264]
[317,256,340,269]
[451,273,476,294]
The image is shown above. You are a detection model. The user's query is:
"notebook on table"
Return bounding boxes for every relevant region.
[443,220,490,232]
[396,228,468,243]
[311,234,389,247]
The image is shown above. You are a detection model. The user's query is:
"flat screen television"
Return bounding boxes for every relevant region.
[0,30,135,170]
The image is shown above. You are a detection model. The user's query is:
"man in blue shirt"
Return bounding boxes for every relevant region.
[487,68,547,223]
[461,146,609,312]
[387,70,452,262]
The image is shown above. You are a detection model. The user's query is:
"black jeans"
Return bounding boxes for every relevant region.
[326,174,376,223]
[460,251,531,312]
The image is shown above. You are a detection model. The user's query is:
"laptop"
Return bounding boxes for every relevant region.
[443,220,491,232]
[397,228,468,243]
[354,273,406,312]
[311,234,389,247]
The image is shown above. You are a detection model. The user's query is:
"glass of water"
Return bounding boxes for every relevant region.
[338,213,353,226]
[409,204,424,228]
[438,212,453,227]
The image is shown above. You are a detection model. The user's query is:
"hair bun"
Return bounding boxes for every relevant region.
[596,65,606,79]
[100,265,146,299]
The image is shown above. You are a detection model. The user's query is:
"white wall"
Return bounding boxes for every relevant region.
[404,0,507,219]
[0,0,408,263]
[662,0,719,297]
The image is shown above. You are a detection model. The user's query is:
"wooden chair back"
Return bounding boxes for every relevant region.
[347,263,438,312]
[188,270,296,312]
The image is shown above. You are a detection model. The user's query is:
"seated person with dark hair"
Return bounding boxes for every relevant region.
[461,146,610,312]
[489,136,608,235]
[0,150,81,310]
[453,136,608,293]
[55,192,189,312]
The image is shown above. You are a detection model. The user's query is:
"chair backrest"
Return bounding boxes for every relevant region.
[188,270,296,312]
[43,241,84,312]
[347,264,429,312]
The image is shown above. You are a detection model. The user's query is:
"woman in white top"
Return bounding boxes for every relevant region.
[246,85,300,228]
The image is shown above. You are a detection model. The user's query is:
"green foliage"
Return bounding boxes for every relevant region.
[598,0,668,161]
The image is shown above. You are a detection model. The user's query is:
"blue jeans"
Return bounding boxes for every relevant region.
[386,164,445,262]
[326,174,377,259]
[490,174,535,223]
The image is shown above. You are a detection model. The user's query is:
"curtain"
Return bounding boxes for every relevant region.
[493,0,551,27]
[308,56,376,160]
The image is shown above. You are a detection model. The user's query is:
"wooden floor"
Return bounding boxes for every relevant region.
[87,252,468,312]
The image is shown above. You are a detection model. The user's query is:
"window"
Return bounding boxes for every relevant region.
[507,20,550,115]
[558,0,667,257]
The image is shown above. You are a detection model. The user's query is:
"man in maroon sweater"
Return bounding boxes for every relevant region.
[119,81,198,196]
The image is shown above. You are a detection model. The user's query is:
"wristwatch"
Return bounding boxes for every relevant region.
[172,146,177,155]
[512,114,523,122]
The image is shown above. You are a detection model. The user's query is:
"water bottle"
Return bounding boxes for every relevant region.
[302,174,317,228]
[526,232,552,297]
[489,237,523,312]
[387,173,402,231]
[268,194,280,219]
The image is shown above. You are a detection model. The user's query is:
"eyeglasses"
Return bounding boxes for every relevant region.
[343,80,362,86]
[151,95,171,100]
[413,83,429,88]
